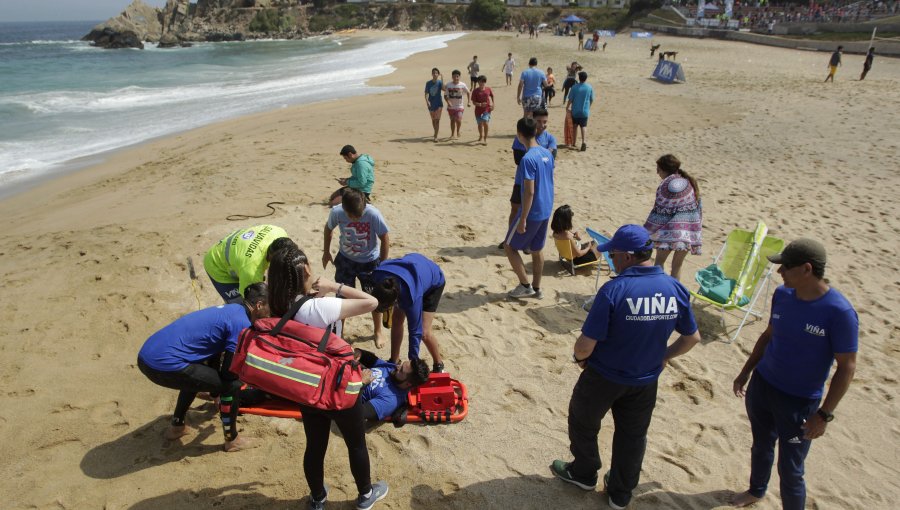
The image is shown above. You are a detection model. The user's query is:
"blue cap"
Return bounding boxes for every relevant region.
[597,224,651,253]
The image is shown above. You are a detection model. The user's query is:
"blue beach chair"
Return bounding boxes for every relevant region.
[582,228,617,311]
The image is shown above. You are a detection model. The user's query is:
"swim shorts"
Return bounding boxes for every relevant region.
[829,65,838,76]
[429,107,443,120]
[522,95,542,113]
[572,116,588,127]
[477,112,491,123]
[422,283,445,313]
[448,108,464,121]
[334,252,379,288]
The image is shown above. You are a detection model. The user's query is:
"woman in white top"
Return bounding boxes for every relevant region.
[266,246,388,510]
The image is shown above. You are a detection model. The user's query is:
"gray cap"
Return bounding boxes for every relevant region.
[767,238,826,267]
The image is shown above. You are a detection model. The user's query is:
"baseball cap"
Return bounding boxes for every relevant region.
[767,238,826,267]
[597,224,652,253]
[339,145,356,156]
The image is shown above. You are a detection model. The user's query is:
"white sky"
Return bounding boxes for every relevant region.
[0,0,169,22]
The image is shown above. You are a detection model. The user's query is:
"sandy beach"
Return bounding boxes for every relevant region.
[1,30,899,509]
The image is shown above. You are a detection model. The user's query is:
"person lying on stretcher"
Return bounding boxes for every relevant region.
[356,348,430,425]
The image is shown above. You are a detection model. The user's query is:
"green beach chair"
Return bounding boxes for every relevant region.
[690,222,784,343]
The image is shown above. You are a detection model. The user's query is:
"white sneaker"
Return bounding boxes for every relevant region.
[508,285,536,299]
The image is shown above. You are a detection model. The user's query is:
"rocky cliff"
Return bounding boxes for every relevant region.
[83,0,467,48]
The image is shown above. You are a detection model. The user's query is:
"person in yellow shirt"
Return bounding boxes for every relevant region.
[203,224,295,303]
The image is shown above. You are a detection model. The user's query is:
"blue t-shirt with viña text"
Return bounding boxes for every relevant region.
[361,359,409,420]
[756,286,858,399]
[582,265,697,386]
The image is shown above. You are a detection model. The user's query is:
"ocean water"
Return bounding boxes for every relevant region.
[0,21,464,191]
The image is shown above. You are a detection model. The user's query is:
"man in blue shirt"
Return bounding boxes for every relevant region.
[370,253,447,373]
[566,71,595,152]
[731,238,858,510]
[355,349,431,423]
[551,225,701,509]
[502,108,557,250]
[517,57,547,118]
[323,188,391,348]
[505,117,554,300]
[137,283,270,452]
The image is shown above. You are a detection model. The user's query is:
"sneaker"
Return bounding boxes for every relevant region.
[533,288,543,299]
[309,485,328,510]
[432,362,445,374]
[356,481,389,510]
[508,284,536,299]
[604,471,628,509]
[550,460,597,491]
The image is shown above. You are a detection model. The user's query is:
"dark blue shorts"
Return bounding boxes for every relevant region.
[334,252,379,289]
[505,216,549,252]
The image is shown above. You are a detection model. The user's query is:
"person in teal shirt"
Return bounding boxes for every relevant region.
[330,144,375,205]
[566,71,595,152]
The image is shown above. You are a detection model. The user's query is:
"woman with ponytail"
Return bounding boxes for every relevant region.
[266,246,389,510]
[643,154,702,281]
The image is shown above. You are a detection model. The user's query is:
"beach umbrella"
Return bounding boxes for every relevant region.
[560,14,586,23]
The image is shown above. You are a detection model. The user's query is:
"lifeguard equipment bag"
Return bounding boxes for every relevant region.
[230,296,363,411]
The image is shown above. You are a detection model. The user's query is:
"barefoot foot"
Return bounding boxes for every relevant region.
[164,424,196,440]
[374,331,386,349]
[224,435,260,452]
[730,491,762,507]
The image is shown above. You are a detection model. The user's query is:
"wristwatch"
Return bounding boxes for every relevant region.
[816,408,834,422]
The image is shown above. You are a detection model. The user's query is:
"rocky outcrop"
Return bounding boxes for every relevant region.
[83,27,145,49]
[83,0,162,47]
[83,0,472,48]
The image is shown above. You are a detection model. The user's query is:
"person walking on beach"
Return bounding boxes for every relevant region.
[369,253,447,373]
[203,225,295,304]
[502,53,516,86]
[501,108,557,250]
[566,71,594,152]
[517,57,547,119]
[860,47,875,80]
[323,188,391,349]
[578,29,584,50]
[425,68,444,141]
[551,224,701,510]
[267,246,389,510]
[443,70,471,139]
[330,145,375,206]
[543,67,556,107]
[643,154,702,281]
[824,45,842,83]
[730,238,858,510]
[505,117,554,299]
[467,55,480,90]
[561,62,580,103]
[137,283,270,452]
[471,75,494,144]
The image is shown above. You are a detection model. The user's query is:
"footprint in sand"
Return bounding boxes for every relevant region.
[455,224,476,242]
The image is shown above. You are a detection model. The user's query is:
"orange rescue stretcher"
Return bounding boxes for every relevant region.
[240,373,469,424]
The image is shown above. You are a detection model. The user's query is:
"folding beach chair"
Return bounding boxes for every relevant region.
[690,222,784,343]
[555,237,601,276]
[581,228,617,311]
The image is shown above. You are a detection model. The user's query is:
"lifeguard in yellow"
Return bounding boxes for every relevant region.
[203,225,294,303]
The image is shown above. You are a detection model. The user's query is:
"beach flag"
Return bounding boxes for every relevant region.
[631,32,653,38]
[652,60,686,83]
[698,0,706,17]
[725,0,734,17]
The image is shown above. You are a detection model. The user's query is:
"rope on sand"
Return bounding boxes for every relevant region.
[226,201,285,221]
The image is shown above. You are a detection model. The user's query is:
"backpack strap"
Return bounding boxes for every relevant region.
[270,295,334,353]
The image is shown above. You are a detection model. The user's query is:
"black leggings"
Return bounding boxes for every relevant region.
[298,398,372,500]
[138,356,241,441]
